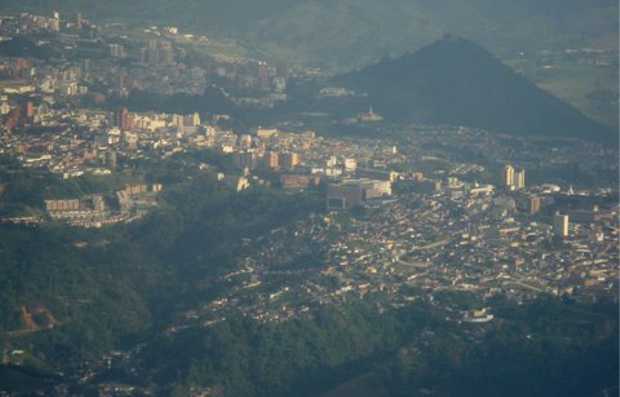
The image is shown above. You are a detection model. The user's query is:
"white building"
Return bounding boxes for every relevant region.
[553,213,569,238]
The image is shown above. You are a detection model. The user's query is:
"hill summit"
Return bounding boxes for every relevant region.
[338,36,613,141]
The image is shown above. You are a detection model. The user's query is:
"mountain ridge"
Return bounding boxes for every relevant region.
[0,0,616,71]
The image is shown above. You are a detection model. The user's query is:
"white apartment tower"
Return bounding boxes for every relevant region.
[553,213,569,238]
[503,164,515,187]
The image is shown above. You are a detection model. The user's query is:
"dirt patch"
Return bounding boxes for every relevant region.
[19,305,58,331]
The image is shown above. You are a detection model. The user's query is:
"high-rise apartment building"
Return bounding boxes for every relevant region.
[503,164,515,187]
[281,152,301,170]
[553,213,569,238]
[515,169,526,190]
[116,108,131,131]
[529,196,541,214]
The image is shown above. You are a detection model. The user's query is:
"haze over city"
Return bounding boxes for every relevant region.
[0,1,617,396]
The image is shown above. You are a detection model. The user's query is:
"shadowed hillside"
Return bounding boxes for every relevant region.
[338,36,615,141]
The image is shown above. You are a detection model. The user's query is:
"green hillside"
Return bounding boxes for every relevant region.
[242,0,618,70]
[0,0,616,71]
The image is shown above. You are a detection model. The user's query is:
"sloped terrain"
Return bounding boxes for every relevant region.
[338,36,614,140]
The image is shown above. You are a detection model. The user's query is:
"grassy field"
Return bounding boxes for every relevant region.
[507,59,619,129]
[537,64,618,128]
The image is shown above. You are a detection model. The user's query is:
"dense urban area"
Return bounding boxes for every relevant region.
[0,10,618,397]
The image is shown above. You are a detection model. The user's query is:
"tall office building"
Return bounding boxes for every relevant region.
[553,213,570,238]
[503,164,515,187]
[116,107,131,131]
[515,169,526,190]
[529,196,541,214]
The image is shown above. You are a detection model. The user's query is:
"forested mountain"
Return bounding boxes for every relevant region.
[337,36,614,141]
[0,159,323,362]
[0,163,618,396]
[133,297,620,397]
[0,0,617,70]
[247,0,618,70]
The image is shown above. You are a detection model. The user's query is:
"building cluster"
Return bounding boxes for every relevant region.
[326,179,393,210]
[0,10,288,114]
[0,89,402,225]
[0,12,61,34]
[342,106,384,124]
[154,126,618,328]
[503,164,526,190]
[42,183,163,228]
[162,174,618,329]
[0,11,92,35]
